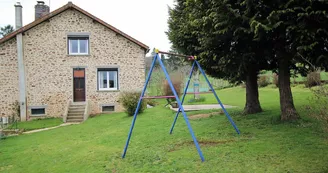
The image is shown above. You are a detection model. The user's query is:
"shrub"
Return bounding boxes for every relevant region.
[306,85,328,132]
[267,84,278,89]
[240,82,246,88]
[145,99,158,107]
[188,97,206,103]
[305,71,321,88]
[119,91,146,116]
[0,132,6,140]
[210,78,234,90]
[272,73,279,87]
[147,68,165,96]
[258,75,270,88]
[162,73,183,102]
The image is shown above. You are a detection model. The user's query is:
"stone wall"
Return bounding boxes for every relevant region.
[21,9,145,118]
[0,38,19,117]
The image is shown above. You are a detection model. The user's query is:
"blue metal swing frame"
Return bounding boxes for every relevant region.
[122,52,240,162]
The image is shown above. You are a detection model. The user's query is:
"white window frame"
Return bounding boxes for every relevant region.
[29,106,47,116]
[31,108,45,116]
[98,69,118,91]
[68,37,89,55]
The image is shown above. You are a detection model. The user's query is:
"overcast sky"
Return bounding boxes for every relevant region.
[0,0,175,52]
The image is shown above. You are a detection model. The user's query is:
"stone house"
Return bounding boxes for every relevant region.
[0,1,149,122]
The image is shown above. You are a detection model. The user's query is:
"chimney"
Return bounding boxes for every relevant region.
[14,2,23,29]
[35,1,49,20]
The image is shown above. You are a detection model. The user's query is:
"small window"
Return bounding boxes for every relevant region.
[31,108,45,115]
[98,68,118,91]
[102,106,115,112]
[68,37,89,55]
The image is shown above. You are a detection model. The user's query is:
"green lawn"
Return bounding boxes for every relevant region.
[0,87,327,172]
[9,118,63,131]
[263,71,328,82]
[184,85,312,108]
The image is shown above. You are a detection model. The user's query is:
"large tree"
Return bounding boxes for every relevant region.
[0,25,14,37]
[250,0,328,120]
[197,0,275,114]
[168,0,327,120]
[167,0,272,114]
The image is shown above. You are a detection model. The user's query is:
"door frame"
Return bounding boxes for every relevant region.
[73,68,86,102]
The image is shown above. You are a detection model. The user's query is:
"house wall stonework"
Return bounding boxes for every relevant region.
[0,38,19,117]
[20,9,145,118]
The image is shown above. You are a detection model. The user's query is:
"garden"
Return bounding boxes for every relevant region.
[1,0,327,172]
[1,83,328,172]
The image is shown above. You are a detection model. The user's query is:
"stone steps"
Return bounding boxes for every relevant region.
[67,115,83,119]
[67,111,84,115]
[68,108,84,112]
[66,102,85,123]
[66,119,83,123]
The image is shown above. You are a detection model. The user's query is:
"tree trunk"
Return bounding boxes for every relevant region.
[278,59,299,121]
[244,70,262,114]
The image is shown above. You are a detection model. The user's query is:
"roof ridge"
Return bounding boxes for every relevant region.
[0,2,149,51]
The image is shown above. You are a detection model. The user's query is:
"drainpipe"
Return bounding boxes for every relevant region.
[15,2,27,121]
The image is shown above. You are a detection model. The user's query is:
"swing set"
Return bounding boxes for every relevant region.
[122,49,240,162]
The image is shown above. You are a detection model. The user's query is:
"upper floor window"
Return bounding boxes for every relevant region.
[68,37,89,55]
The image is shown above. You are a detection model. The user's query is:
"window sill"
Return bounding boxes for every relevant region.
[30,114,46,117]
[67,54,90,57]
[97,90,120,92]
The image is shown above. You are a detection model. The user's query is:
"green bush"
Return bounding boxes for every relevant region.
[0,132,6,140]
[188,97,206,103]
[258,75,270,88]
[272,73,279,87]
[267,84,278,89]
[307,85,328,132]
[162,73,183,102]
[305,72,321,88]
[147,68,165,96]
[119,91,146,116]
[145,99,158,107]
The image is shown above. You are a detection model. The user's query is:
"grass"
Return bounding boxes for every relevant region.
[1,87,328,172]
[263,71,328,82]
[184,85,312,108]
[321,72,328,80]
[8,118,62,131]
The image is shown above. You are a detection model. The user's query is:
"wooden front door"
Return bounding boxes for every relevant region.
[73,68,86,102]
